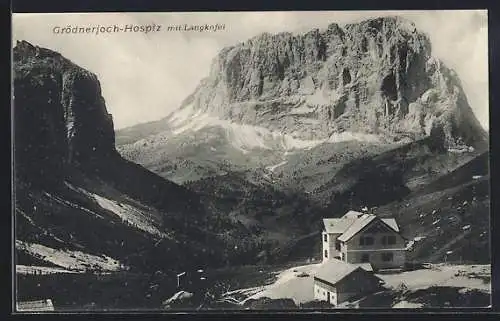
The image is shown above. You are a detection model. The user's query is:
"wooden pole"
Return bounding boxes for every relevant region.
[177,272,186,289]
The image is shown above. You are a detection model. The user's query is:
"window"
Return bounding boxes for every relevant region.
[382,252,394,262]
[324,234,328,242]
[324,250,328,258]
[341,253,345,261]
[335,241,341,251]
[359,236,374,246]
[361,253,370,263]
[388,235,396,245]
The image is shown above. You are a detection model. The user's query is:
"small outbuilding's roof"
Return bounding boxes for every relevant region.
[17,299,54,312]
[352,262,374,272]
[313,259,374,286]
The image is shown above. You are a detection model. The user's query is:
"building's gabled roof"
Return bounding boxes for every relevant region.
[323,211,401,240]
[381,218,400,232]
[313,259,374,286]
[336,214,401,242]
[17,299,54,312]
[337,214,377,242]
[353,262,374,272]
[323,211,365,233]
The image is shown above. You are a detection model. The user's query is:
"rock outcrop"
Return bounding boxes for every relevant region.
[178,16,487,149]
[13,40,116,185]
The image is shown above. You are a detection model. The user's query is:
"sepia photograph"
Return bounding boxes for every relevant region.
[12,10,490,312]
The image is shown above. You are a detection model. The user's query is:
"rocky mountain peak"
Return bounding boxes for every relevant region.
[177,16,487,149]
[13,40,116,185]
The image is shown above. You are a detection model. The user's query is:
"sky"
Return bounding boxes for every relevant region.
[12,10,489,130]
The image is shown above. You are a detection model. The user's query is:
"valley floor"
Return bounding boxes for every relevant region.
[14,261,491,311]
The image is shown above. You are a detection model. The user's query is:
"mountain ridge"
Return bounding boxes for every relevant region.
[151,16,487,151]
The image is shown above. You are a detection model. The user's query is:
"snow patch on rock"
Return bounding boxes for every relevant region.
[64,182,168,238]
[165,107,385,152]
[91,193,168,238]
[15,240,124,272]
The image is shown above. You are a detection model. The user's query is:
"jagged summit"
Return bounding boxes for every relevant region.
[344,16,419,32]
[171,16,486,149]
[14,40,62,59]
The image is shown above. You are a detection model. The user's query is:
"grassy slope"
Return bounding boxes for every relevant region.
[185,172,331,259]
[270,141,398,193]
[15,174,221,274]
[316,137,480,212]
[16,152,277,274]
[376,176,490,264]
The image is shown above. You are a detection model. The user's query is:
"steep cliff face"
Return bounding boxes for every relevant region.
[13,40,116,186]
[178,17,487,148]
[13,39,215,213]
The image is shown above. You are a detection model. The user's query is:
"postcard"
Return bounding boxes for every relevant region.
[11,10,490,312]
